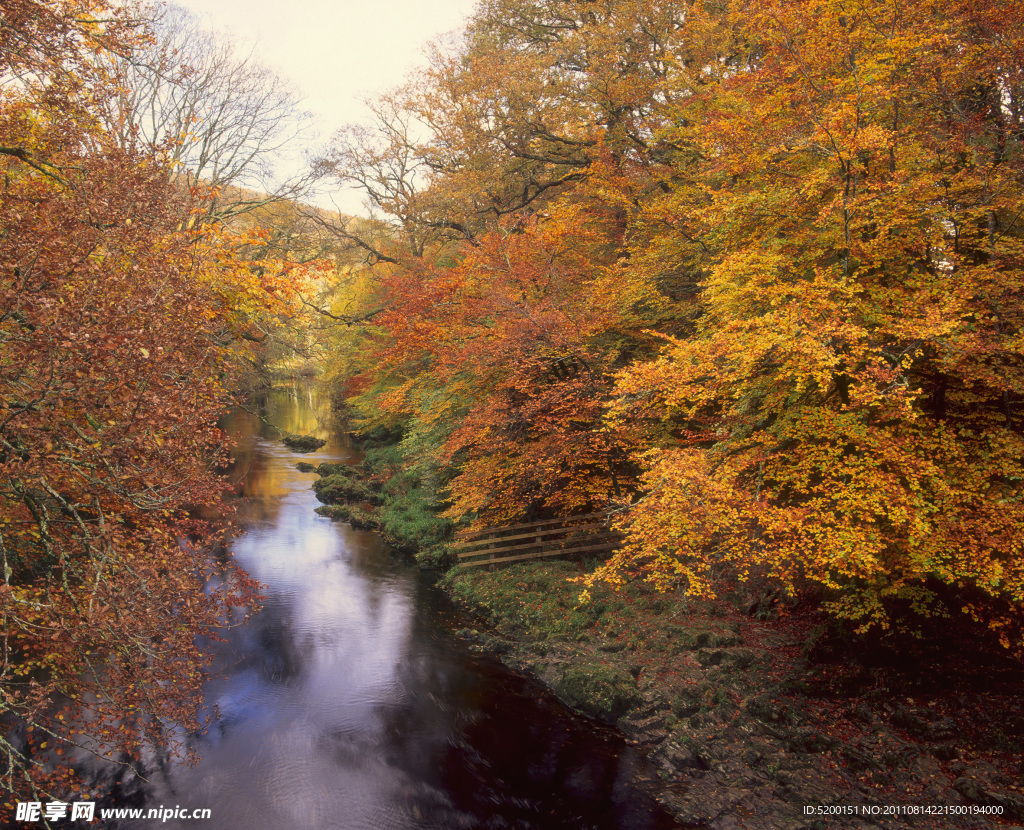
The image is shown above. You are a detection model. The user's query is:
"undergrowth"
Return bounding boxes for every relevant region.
[440,560,736,654]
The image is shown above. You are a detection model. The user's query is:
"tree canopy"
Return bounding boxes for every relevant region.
[0,0,309,807]
[319,0,1024,648]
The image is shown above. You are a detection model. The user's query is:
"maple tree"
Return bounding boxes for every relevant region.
[0,0,270,806]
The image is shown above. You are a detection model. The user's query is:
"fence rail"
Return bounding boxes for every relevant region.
[452,512,620,568]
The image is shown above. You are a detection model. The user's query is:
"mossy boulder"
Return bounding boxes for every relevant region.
[314,504,380,530]
[282,435,327,452]
[312,474,383,506]
[295,461,318,473]
[314,504,351,521]
[415,544,454,570]
[554,659,642,723]
[316,462,353,477]
[696,648,755,670]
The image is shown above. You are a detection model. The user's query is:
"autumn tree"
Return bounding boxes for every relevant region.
[345,207,653,525]
[0,0,264,807]
[317,0,700,248]
[319,0,1024,648]
[314,0,705,530]
[591,0,1024,644]
[95,1,338,389]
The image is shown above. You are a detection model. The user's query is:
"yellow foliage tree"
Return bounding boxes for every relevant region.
[592,0,1024,644]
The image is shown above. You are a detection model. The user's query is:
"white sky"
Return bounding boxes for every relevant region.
[173,0,479,213]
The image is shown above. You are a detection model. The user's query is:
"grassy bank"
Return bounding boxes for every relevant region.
[442,560,744,724]
[306,428,453,558]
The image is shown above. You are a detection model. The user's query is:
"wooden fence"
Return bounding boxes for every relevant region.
[451,511,620,568]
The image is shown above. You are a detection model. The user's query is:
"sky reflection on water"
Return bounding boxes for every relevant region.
[145,385,677,830]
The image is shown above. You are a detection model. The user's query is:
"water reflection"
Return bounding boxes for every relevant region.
[143,385,677,830]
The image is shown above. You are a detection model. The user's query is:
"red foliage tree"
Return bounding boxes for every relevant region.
[0,0,259,807]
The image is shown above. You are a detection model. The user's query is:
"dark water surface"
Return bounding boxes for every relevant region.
[145,384,679,830]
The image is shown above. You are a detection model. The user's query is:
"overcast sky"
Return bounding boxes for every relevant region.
[173,0,479,213]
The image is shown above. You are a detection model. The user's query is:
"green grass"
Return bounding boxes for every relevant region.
[311,442,454,555]
[441,560,615,641]
[441,560,745,670]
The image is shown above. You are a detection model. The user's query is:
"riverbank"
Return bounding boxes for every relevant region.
[301,445,1024,828]
[441,560,1024,830]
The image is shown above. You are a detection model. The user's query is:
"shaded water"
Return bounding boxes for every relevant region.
[144,384,678,829]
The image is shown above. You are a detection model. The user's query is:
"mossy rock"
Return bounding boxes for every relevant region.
[693,630,743,648]
[554,659,642,723]
[786,727,837,754]
[312,474,381,506]
[347,509,381,530]
[671,690,704,718]
[696,647,755,670]
[415,544,454,570]
[316,462,354,477]
[295,461,318,473]
[282,435,327,452]
[666,626,743,653]
[314,504,380,530]
[314,504,352,521]
[742,693,802,726]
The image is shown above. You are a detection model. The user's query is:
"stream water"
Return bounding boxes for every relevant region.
[139,384,679,830]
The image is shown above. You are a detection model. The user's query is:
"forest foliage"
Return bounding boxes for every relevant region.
[3,0,1022,808]
[318,0,1024,648]
[0,0,316,807]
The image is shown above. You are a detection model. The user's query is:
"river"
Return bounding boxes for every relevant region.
[137,384,679,830]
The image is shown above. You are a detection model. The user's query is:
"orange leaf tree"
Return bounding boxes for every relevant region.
[595,0,1024,641]
[318,0,694,529]
[360,210,649,525]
